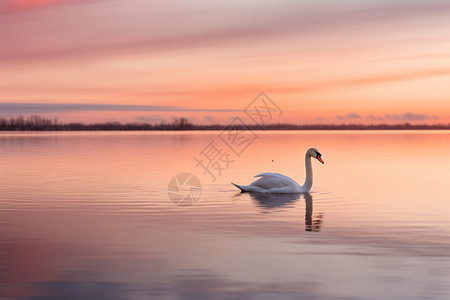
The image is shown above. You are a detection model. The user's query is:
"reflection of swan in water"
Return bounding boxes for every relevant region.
[249,192,323,231]
[250,192,300,208]
[304,193,323,232]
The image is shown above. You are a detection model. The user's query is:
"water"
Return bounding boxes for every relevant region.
[0,131,449,300]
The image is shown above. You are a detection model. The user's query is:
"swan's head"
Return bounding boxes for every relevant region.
[307,148,324,164]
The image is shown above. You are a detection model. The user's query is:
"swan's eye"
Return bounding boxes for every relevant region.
[315,151,321,158]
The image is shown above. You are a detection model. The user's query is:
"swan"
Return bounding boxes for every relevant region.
[231,148,324,193]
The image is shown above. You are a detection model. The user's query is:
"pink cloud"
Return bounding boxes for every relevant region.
[1,1,450,63]
[0,0,67,14]
[260,68,450,95]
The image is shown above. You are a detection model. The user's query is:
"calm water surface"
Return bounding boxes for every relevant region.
[0,131,449,300]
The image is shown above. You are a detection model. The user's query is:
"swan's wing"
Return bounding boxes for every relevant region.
[254,172,291,180]
[251,172,299,190]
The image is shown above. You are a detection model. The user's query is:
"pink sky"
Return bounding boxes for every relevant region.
[1,0,450,124]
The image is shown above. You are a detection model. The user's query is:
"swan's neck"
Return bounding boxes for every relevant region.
[302,154,313,192]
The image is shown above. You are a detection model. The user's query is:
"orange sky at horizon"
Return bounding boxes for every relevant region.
[1,0,450,125]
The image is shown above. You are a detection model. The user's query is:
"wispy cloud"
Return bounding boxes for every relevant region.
[204,116,216,124]
[336,113,362,120]
[134,114,165,123]
[332,69,450,88]
[336,112,440,122]
[0,103,244,114]
[371,112,440,122]
[2,1,450,63]
[0,0,103,15]
[366,114,386,121]
[315,116,328,121]
[267,68,450,95]
[0,0,64,14]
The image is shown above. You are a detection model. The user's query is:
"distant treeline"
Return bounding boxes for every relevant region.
[1,115,450,131]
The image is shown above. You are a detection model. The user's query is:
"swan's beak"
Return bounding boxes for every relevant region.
[317,155,324,164]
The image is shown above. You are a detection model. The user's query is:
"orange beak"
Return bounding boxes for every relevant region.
[317,155,324,164]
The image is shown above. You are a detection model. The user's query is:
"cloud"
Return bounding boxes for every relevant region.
[0,103,243,114]
[2,1,450,63]
[333,69,450,88]
[366,112,440,122]
[366,114,386,121]
[386,112,440,122]
[265,68,450,95]
[337,112,441,123]
[0,0,104,15]
[0,0,64,14]
[315,116,328,121]
[336,113,362,120]
[134,114,165,123]
[204,116,216,124]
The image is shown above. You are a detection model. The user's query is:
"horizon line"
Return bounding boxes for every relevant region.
[1,115,450,131]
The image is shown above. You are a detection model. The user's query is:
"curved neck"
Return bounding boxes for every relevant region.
[302,153,313,192]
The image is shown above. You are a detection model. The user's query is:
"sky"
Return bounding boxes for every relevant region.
[1,0,450,125]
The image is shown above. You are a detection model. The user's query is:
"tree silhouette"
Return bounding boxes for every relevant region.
[0,115,449,131]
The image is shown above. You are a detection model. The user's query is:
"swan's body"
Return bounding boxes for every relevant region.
[232,148,324,194]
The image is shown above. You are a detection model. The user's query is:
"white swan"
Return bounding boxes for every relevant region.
[232,148,324,193]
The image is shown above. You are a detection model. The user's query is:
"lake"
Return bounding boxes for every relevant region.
[1,130,449,300]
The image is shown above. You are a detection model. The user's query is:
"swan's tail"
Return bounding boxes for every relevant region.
[231,182,266,193]
[231,182,249,193]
